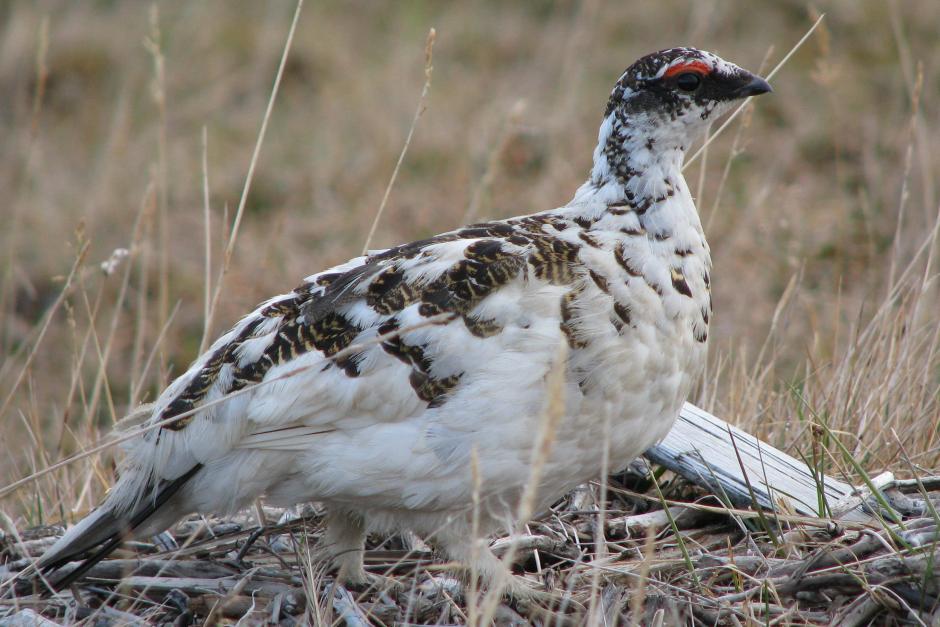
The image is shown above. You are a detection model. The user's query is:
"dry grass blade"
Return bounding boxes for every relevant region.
[0,242,89,428]
[684,13,825,169]
[462,100,527,225]
[199,126,213,354]
[0,313,455,499]
[144,5,170,377]
[586,412,613,623]
[202,0,304,342]
[627,526,657,627]
[477,341,568,624]
[361,27,437,255]
[79,184,155,431]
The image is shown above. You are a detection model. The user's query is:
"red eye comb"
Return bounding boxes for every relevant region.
[664,61,711,78]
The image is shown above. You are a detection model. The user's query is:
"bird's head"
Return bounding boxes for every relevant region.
[606,47,771,143]
[585,48,771,194]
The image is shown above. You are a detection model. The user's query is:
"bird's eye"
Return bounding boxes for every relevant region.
[675,72,702,92]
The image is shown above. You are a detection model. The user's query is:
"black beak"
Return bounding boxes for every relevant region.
[735,74,772,98]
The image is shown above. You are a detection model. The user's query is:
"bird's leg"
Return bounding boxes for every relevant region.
[437,537,584,624]
[437,534,553,604]
[318,509,368,585]
[317,509,403,593]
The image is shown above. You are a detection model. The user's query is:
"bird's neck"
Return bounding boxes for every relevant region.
[569,111,690,220]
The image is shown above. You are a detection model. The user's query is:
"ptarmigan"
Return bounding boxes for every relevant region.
[33,48,770,594]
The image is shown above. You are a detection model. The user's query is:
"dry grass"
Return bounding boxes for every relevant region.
[0,0,939,624]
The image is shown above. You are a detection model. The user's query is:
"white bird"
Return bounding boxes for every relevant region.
[34,47,770,595]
